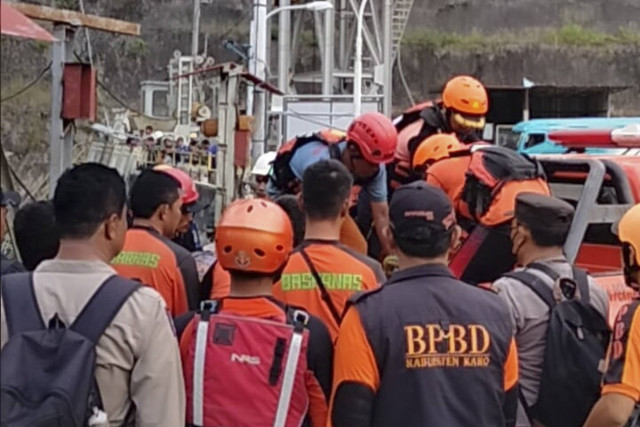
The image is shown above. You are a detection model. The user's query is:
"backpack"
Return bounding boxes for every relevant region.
[271,130,344,194]
[1,273,140,427]
[461,146,547,226]
[182,301,311,427]
[504,262,610,427]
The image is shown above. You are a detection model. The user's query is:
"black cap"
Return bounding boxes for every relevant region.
[390,181,456,236]
[515,193,574,232]
[0,189,21,207]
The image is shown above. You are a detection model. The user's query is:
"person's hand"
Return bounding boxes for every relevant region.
[382,255,399,278]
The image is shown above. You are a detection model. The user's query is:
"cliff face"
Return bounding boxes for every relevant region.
[1,0,639,164]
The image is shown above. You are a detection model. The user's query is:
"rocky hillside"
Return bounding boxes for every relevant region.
[1,0,639,190]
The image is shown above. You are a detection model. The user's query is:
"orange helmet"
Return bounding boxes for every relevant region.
[442,76,488,116]
[215,199,293,274]
[412,134,464,171]
[618,204,640,287]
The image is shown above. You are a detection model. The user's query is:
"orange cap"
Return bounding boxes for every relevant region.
[442,75,488,115]
[412,133,464,170]
[215,199,293,274]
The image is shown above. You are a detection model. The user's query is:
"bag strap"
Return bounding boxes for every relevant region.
[71,275,140,344]
[503,271,556,310]
[572,266,591,306]
[527,262,561,281]
[328,143,342,160]
[273,310,309,427]
[518,387,534,425]
[299,247,342,326]
[1,272,44,336]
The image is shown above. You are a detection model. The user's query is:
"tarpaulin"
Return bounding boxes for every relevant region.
[1,1,56,42]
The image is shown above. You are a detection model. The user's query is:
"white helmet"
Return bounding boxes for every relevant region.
[251,151,277,176]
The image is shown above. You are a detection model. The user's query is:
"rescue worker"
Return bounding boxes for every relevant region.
[274,160,385,341]
[267,112,398,257]
[492,193,608,427]
[112,169,200,315]
[329,181,519,426]
[153,165,204,252]
[411,133,466,178]
[0,163,185,425]
[0,188,24,274]
[426,145,550,284]
[200,194,306,301]
[13,201,60,271]
[389,75,488,190]
[174,198,333,426]
[584,204,640,427]
[251,151,277,198]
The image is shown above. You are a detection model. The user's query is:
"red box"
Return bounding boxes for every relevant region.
[234,130,251,168]
[62,63,96,121]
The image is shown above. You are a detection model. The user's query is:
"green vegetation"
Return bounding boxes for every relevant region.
[0,80,50,154]
[403,24,640,51]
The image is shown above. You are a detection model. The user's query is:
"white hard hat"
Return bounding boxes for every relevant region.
[251,151,277,176]
[152,130,164,140]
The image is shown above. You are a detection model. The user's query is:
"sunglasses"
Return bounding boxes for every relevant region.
[255,175,269,184]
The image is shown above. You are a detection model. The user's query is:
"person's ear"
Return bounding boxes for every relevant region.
[297,193,304,212]
[104,213,120,240]
[450,225,462,251]
[157,204,169,221]
[340,198,350,218]
[385,226,398,252]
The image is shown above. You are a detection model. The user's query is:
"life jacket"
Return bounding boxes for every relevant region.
[460,146,550,227]
[390,101,452,192]
[181,302,310,427]
[271,129,345,195]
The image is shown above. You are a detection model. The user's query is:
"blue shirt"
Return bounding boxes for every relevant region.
[267,140,387,202]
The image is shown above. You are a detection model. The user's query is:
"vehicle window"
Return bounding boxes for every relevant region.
[524,133,545,149]
[497,127,519,150]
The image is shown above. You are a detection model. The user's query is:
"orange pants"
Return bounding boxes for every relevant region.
[340,214,368,255]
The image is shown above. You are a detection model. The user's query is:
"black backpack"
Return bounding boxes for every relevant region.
[1,273,140,427]
[271,130,343,194]
[504,262,610,427]
[461,146,546,223]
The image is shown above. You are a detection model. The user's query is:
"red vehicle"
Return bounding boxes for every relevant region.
[543,126,640,325]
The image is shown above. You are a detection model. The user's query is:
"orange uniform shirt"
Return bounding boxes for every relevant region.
[113,227,192,317]
[273,240,385,341]
[602,299,640,401]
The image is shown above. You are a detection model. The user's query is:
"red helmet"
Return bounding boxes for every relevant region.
[215,199,293,274]
[347,112,398,164]
[153,165,199,205]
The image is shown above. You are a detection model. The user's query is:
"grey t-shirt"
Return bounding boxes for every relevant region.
[491,256,609,427]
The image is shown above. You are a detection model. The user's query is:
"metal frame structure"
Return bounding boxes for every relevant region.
[541,158,636,263]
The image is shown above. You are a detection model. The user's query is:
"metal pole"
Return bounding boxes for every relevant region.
[247,18,256,115]
[49,24,67,197]
[191,0,200,57]
[353,0,369,116]
[322,1,335,95]
[314,11,325,64]
[252,0,268,161]
[278,0,291,93]
[382,0,393,116]
[338,0,347,70]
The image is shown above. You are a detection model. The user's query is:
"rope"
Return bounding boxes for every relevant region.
[1,62,52,103]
